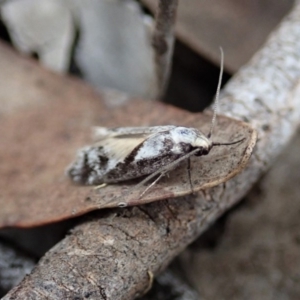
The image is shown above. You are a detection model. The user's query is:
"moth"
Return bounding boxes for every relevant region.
[67,49,244,196]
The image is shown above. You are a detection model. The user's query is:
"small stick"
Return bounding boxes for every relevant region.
[152,0,179,98]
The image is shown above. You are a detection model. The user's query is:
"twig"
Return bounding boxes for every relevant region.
[152,0,178,98]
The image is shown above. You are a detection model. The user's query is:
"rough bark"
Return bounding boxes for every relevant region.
[3,1,300,299]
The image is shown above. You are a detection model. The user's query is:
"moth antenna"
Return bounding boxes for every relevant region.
[207,47,224,139]
[212,137,245,147]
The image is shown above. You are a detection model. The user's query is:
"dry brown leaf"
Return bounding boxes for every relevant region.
[0,97,256,228]
[0,42,256,228]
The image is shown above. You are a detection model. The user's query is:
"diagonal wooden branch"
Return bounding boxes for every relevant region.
[3,1,300,299]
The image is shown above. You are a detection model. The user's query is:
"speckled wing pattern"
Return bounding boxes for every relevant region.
[68,126,183,185]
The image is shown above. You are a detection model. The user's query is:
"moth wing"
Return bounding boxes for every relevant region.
[92,126,176,141]
[92,126,176,163]
[102,129,186,182]
[94,135,147,162]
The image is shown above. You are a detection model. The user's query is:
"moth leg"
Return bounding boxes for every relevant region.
[187,157,195,194]
[139,172,165,199]
[94,183,108,190]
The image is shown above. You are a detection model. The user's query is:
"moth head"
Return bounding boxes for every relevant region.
[193,134,213,156]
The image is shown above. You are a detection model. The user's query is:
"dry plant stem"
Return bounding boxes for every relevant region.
[152,0,178,98]
[4,2,300,300]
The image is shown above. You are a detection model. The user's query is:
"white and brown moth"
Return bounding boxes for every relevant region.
[67,49,243,195]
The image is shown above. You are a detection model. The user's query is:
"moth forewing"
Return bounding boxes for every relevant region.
[68,126,190,185]
[68,122,243,189]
